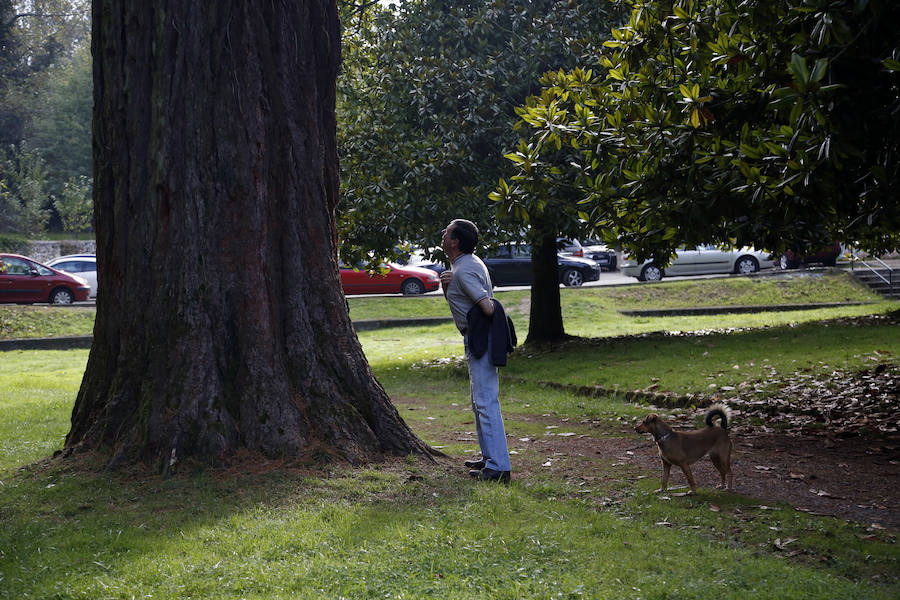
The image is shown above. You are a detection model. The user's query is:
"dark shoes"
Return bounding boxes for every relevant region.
[469,467,511,484]
[464,458,486,469]
[463,456,510,483]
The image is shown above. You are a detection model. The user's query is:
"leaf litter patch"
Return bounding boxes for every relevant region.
[722,361,898,438]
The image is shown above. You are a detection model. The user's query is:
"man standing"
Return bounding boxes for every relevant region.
[440,219,511,483]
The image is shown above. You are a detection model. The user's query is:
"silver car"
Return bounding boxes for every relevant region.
[622,245,774,281]
[46,254,98,298]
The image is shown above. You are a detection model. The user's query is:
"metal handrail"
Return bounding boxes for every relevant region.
[849,252,896,296]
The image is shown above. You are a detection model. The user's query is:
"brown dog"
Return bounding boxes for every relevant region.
[634,404,733,493]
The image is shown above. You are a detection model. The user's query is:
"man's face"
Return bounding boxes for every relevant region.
[441,223,457,254]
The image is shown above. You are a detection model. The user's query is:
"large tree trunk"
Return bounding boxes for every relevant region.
[525,232,566,344]
[65,0,431,471]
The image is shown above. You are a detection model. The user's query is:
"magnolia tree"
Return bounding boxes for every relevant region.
[494,0,900,266]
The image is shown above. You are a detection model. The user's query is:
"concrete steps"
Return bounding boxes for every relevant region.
[851,268,899,298]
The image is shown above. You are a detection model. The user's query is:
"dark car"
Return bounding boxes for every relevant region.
[485,245,601,287]
[558,237,618,271]
[579,238,618,271]
[779,242,842,269]
[1,253,92,304]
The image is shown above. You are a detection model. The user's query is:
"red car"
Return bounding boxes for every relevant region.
[1,253,92,304]
[779,242,842,269]
[340,263,440,295]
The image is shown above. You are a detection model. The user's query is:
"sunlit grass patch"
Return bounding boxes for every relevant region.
[591,270,877,309]
[504,316,900,395]
[564,299,898,339]
[0,349,87,470]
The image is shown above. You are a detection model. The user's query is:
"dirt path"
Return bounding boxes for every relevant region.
[518,425,900,529]
[413,362,900,530]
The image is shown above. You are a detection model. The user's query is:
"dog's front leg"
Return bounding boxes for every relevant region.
[657,461,671,492]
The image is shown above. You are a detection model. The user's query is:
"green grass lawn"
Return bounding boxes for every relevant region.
[0,305,96,340]
[1,273,898,598]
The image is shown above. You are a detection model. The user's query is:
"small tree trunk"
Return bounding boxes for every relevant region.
[525,232,566,343]
[65,0,431,471]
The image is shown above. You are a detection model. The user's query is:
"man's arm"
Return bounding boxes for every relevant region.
[476,296,494,317]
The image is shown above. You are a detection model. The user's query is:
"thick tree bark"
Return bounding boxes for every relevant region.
[65,0,431,470]
[525,232,566,344]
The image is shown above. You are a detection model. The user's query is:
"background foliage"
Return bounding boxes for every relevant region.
[0,0,91,234]
[337,0,619,263]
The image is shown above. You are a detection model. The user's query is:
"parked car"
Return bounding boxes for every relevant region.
[340,263,440,295]
[557,238,585,257]
[1,253,91,304]
[46,254,98,298]
[484,245,601,287]
[580,238,618,271]
[779,242,842,269]
[403,248,447,275]
[558,237,618,271]
[622,245,774,282]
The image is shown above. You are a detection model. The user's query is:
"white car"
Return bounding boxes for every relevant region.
[46,254,98,298]
[403,248,447,275]
[622,245,774,281]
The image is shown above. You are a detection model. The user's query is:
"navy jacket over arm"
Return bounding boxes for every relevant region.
[466,299,517,366]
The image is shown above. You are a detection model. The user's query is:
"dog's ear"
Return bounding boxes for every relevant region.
[636,414,657,428]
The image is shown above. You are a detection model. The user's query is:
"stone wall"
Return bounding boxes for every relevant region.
[26,240,97,263]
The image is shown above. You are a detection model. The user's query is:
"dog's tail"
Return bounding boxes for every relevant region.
[705,403,731,429]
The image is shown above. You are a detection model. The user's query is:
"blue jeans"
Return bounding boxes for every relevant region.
[464,334,511,472]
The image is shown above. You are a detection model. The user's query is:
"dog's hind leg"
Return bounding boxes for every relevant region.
[724,455,734,491]
[710,453,728,489]
[726,441,734,490]
[679,464,697,493]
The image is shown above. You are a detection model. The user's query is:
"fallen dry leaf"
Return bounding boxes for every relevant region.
[774,537,798,550]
